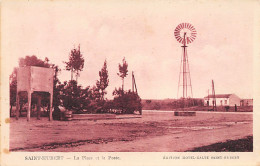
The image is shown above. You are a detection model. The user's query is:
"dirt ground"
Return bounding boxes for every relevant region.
[187,136,253,152]
[10,110,253,152]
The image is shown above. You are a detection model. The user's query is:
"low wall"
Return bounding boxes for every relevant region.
[73,114,116,120]
[174,111,196,116]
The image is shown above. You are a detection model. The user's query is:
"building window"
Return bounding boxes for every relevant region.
[225,100,227,104]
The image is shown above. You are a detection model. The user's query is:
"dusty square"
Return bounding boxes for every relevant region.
[9,110,252,152]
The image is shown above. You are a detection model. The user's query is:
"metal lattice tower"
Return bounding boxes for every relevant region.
[174,23,196,107]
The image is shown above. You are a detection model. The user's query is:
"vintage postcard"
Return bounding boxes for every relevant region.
[1,0,260,165]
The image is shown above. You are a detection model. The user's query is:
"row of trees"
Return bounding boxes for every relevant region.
[143,98,204,110]
[10,45,142,118]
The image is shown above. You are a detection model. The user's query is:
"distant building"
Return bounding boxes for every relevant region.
[240,99,253,106]
[204,94,241,106]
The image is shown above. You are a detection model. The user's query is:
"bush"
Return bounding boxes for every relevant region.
[112,88,142,114]
[60,80,92,114]
[225,106,230,112]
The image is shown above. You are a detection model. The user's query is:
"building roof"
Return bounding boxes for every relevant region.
[241,99,253,101]
[204,94,232,99]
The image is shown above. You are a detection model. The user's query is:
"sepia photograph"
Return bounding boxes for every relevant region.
[1,0,260,165]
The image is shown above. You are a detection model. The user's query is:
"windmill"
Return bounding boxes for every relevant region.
[174,23,197,109]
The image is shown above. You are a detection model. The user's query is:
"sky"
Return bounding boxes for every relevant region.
[2,0,257,99]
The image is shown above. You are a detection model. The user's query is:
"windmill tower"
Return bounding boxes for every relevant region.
[174,23,197,109]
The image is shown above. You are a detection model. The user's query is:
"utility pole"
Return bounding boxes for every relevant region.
[208,89,209,107]
[212,80,217,111]
[132,71,138,94]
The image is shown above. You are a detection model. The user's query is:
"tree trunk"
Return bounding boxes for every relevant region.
[101,90,104,101]
[122,78,124,91]
[71,68,73,81]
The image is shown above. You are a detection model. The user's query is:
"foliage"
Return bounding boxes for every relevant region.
[51,64,62,110]
[117,57,128,90]
[65,45,84,82]
[10,55,141,117]
[59,82,109,114]
[96,60,109,100]
[88,85,102,113]
[112,88,142,114]
[142,98,204,110]
[9,68,18,111]
[19,55,50,68]
[60,80,91,114]
[112,87,124,96]
[225,106,230,111]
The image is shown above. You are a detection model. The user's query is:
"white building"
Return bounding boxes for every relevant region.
[204,94,241,106]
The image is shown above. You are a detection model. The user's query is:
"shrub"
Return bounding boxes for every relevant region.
[112,88,142,114]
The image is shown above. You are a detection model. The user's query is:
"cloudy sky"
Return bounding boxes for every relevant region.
[2,0,258,99]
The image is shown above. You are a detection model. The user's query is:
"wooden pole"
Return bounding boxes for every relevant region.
[208,89,209,107]
[212,80,217,111]
[133,74,138,94]
[132,71,134,92]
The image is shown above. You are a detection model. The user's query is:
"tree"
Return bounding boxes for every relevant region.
[117,57,128,91]
[112,89,142,114]
[88,85,102,113]
[60,80,92,114]
[50,64,62,111]
[9,68,18,115]
[19,55,50,68]
[96,60,109,100]
[65,45,84,82]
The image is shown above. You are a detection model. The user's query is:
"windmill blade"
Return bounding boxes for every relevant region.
[176,25,182,31]
[180,23,184,29]
[187,37,191,44]
[174,23,196,44]
[187,23,192,29]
